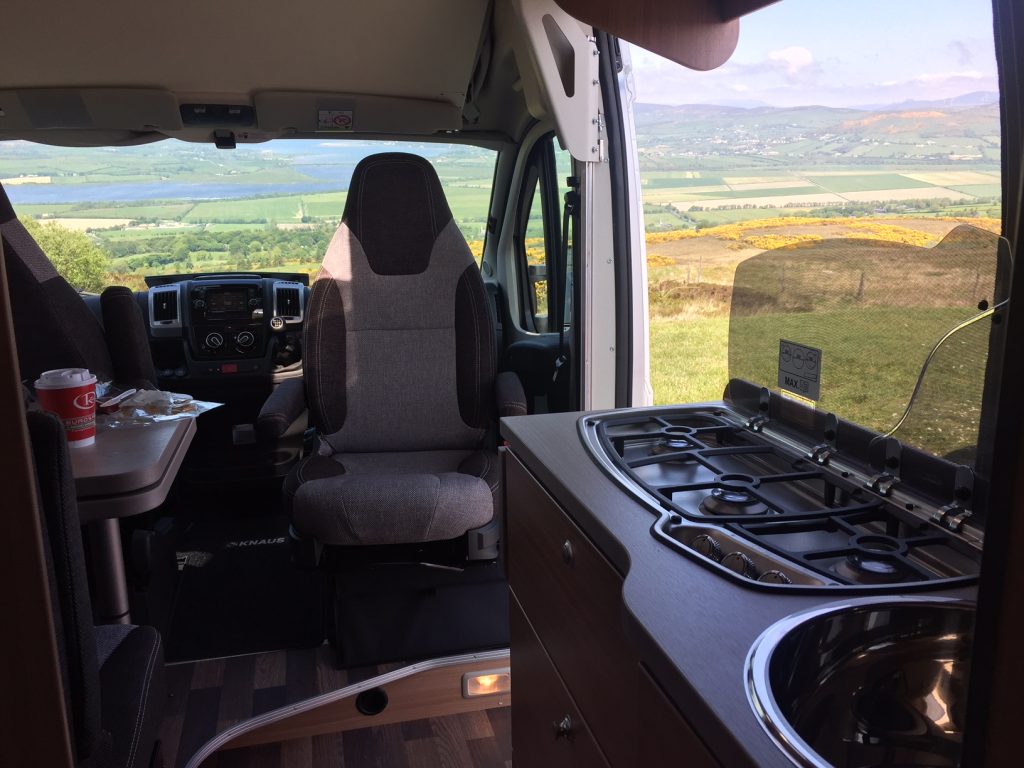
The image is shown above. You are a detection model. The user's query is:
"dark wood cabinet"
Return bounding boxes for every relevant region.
[506,451,720,767]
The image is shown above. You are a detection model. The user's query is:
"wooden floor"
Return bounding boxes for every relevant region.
[158,644,512,768]
[202,708,512,768]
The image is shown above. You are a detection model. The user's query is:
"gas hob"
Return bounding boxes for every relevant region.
[579,405,982,591]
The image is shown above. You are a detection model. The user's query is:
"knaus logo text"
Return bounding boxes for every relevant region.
[226,537,286,548]
[74,392,96,410]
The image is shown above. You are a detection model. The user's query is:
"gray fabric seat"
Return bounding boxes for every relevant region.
[27,410,165,768]
[284,153,515,551]
[1,181,156,389]
[287,449,500,546]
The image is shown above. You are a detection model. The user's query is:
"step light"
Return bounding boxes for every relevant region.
[462,668,511,698]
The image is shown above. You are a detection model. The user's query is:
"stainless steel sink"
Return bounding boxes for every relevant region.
[746,597,974,767]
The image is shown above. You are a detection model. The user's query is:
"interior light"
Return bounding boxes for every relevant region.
[462,668,511,698]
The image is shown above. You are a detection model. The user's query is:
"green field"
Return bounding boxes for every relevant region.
[643,176,726,189]
[806,174,934,193]
[650,304,986,458]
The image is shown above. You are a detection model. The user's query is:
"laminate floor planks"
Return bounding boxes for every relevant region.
[159,644,511,768]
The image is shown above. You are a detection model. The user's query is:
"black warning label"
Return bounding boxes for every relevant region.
[778,340,821,401]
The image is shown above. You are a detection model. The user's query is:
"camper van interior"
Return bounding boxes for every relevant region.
[2,0,1023,766]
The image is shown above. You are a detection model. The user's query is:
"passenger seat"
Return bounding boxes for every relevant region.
[28,410,165,768]
[1,181,156,389]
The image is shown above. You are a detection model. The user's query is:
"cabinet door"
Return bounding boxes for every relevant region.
[637,665,720,768]
[506,452,638,766]
[511,592,611,768]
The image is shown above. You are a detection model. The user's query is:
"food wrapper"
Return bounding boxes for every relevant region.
[95,384,221,429]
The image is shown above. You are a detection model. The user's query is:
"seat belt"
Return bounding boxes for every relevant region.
[553,176,579,382]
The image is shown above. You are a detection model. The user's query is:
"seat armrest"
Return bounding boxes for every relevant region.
[495,371,528,417]
[258,378,307,440]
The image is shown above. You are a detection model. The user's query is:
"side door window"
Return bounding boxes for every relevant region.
[515,135,573,333]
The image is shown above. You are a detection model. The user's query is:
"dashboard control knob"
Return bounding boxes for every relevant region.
[192,299,206,311]
[691,534,723,562]
[721,552,758,579]
[757,570,793,585]
[205,332,224,349]
[249,298,262,309]
[235,331,255,348]
[270,316,285,331]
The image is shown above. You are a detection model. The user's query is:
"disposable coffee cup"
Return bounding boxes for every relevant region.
[34,368,98,447]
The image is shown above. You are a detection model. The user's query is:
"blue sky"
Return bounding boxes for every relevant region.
[629,0,999,107]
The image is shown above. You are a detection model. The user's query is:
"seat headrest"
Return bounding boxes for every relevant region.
[342,153,456,276]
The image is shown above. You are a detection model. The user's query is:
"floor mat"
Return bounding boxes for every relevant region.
[165,515,323,662]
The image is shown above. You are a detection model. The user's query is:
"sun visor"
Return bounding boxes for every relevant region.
[554,0,778,71]
[0,88,182,132]
[253,92,462,135]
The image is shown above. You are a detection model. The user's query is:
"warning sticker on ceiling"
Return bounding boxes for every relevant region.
[778,340,821,402]
[317,110,354,132]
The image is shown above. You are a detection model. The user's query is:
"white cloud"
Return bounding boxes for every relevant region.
[767,46,814,75]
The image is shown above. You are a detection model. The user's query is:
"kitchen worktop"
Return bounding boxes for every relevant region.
[501,410,976,767]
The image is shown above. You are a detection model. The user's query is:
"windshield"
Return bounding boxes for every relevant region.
[0,139,496,290]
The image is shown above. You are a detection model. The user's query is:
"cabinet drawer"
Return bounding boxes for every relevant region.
[510,591,611,768]
[506,453,638,767]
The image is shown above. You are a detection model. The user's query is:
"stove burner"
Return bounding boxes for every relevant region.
[699,486,769,516]
[834,535,914,584]
[653,425,697,454]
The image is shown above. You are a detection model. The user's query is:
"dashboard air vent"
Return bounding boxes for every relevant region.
[273,281,304,323]
[149,286,180,328]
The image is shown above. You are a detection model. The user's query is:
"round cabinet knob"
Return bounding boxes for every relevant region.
[205,332,224,349]
[721,551,758,579]
[270,316,285,331]
[192,298,206,311]
[561,540,574,565]
[552,714,573,740]
[235,331,255,348]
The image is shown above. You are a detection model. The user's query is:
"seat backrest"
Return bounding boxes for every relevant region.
[26,410,103,764]
[305,153,495,453]
[0,183,114,385]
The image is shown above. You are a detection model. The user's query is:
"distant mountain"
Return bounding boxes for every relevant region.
[853,91,1000,111]
[633,100,1001,168]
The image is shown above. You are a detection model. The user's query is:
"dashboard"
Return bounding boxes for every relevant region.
[141,272,310,382]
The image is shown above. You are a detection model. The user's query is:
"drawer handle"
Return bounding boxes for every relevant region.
[561,539,574,565]
[553,714,573,740]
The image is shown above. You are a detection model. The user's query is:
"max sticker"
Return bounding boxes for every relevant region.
[778,339,821,402]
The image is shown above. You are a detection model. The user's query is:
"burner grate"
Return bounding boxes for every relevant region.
[589,408,981,589]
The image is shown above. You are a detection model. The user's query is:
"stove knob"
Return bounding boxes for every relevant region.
[205,332,224,349]
[722,552,758,579]
[235,331,255,348]
[691,534,723,562]
[757,569,793,585]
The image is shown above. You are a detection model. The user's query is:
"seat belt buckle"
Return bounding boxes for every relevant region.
[552,354,568,383]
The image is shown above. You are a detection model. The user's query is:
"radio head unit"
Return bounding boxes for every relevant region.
[190,282,262,321]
